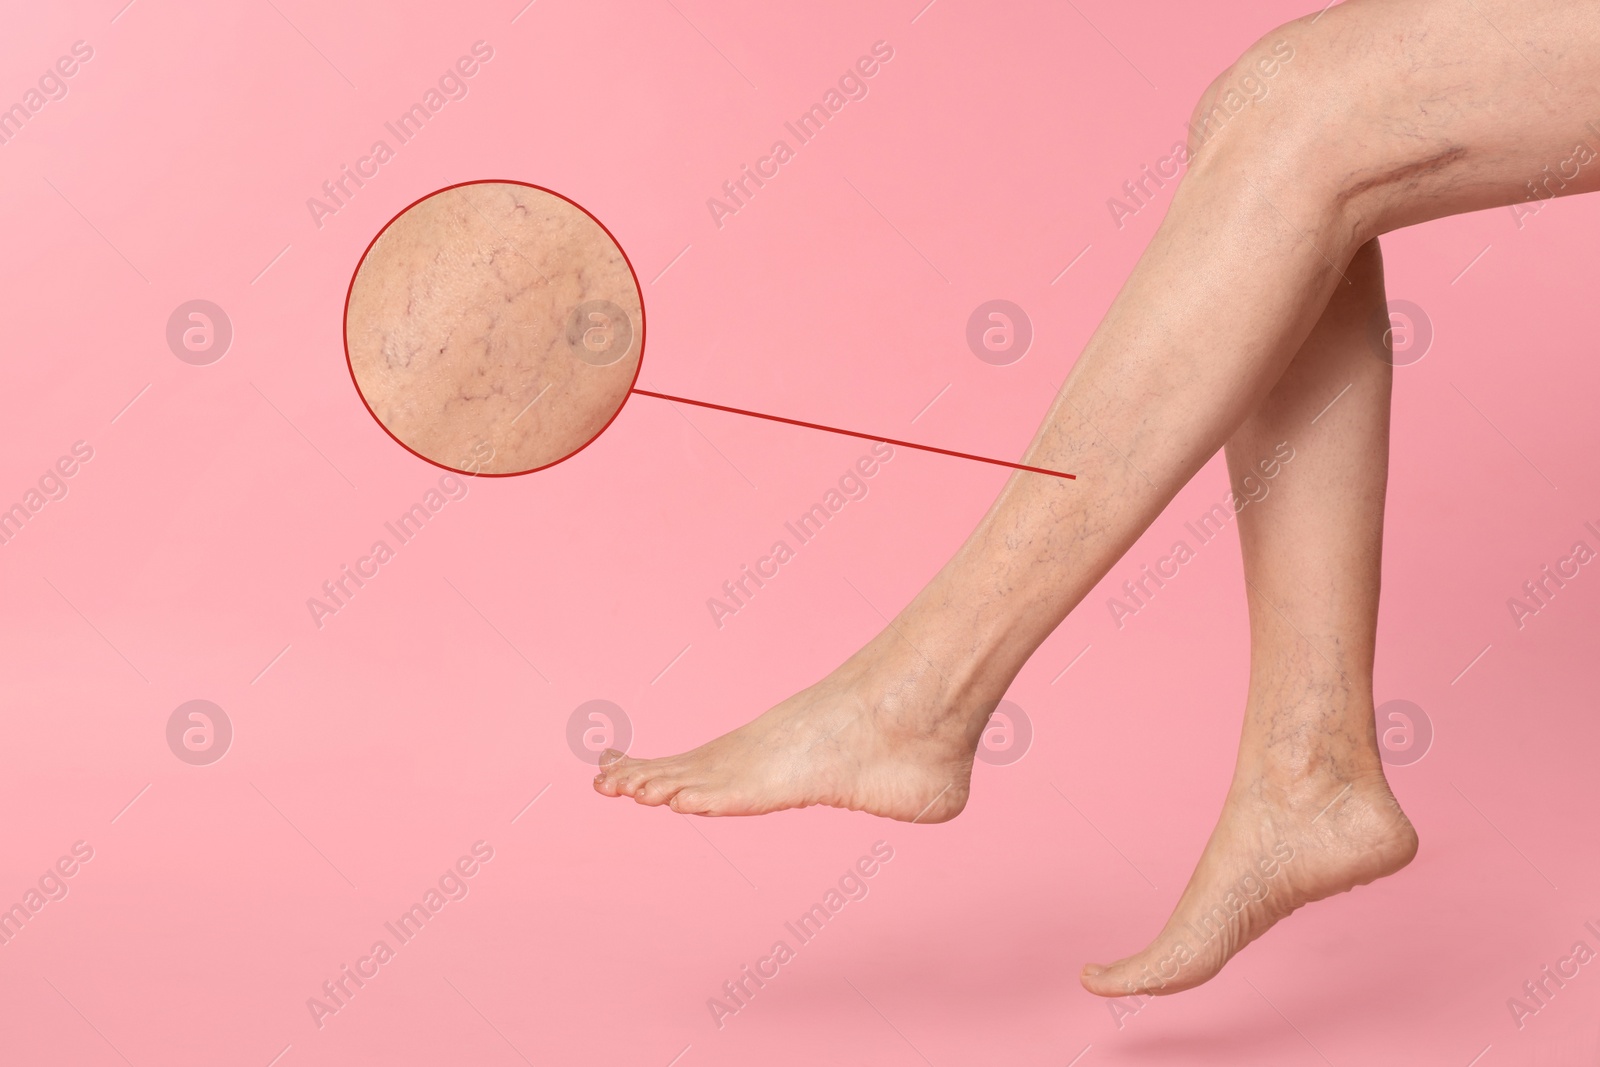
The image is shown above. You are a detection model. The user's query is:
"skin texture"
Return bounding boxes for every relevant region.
[346,182,641,474]
[595,0,1600,994]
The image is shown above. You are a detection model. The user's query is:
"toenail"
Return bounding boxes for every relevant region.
[1082,964,1105,977]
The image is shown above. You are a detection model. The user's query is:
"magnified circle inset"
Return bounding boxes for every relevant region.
[344,180,645,476]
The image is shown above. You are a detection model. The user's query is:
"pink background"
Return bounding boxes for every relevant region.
[3,1,1598,1064]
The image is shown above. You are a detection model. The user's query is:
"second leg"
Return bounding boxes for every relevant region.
[1082,238,1418,996]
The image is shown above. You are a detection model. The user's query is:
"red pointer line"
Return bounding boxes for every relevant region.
[631,388,1077,481]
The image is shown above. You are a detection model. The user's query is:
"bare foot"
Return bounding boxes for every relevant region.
[592,635,994,823]
[1080,767,1418,997]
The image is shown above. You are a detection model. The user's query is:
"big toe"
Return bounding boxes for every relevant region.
[609,755,685,800]
[1080,956,1151,998]
[593,750,636,794]
[1080,943,1211,998]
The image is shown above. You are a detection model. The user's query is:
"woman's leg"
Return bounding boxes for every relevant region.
[1081,237,1417,996]
[597,0,1599,825]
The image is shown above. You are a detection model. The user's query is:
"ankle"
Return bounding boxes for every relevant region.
[1231,752,1389,810]
[837,628,1007,746]
[1234,687,1385,786]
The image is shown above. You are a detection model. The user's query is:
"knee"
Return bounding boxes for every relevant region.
[1184,27,1368,184]
[1183,35,1305,162]
[1174,39,1362,250]
[1181,8,1464,240]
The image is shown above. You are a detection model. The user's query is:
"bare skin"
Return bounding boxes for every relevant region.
[1081,237,1416,996]
[346,181,640,474]
[596,0,1600,992]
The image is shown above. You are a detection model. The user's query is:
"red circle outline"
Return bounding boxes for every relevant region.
[341,178,647,478]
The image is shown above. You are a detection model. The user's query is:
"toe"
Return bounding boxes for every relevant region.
[634,775,688,807]
[666,788,716,815]
[1082,941,1192,997]
[1081,959,1132,1004]
[1080,957,1143,998]
[592,751,630,794]
[1082,939,1223,998]
[600,757,655,797]
[616,760,668,797]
